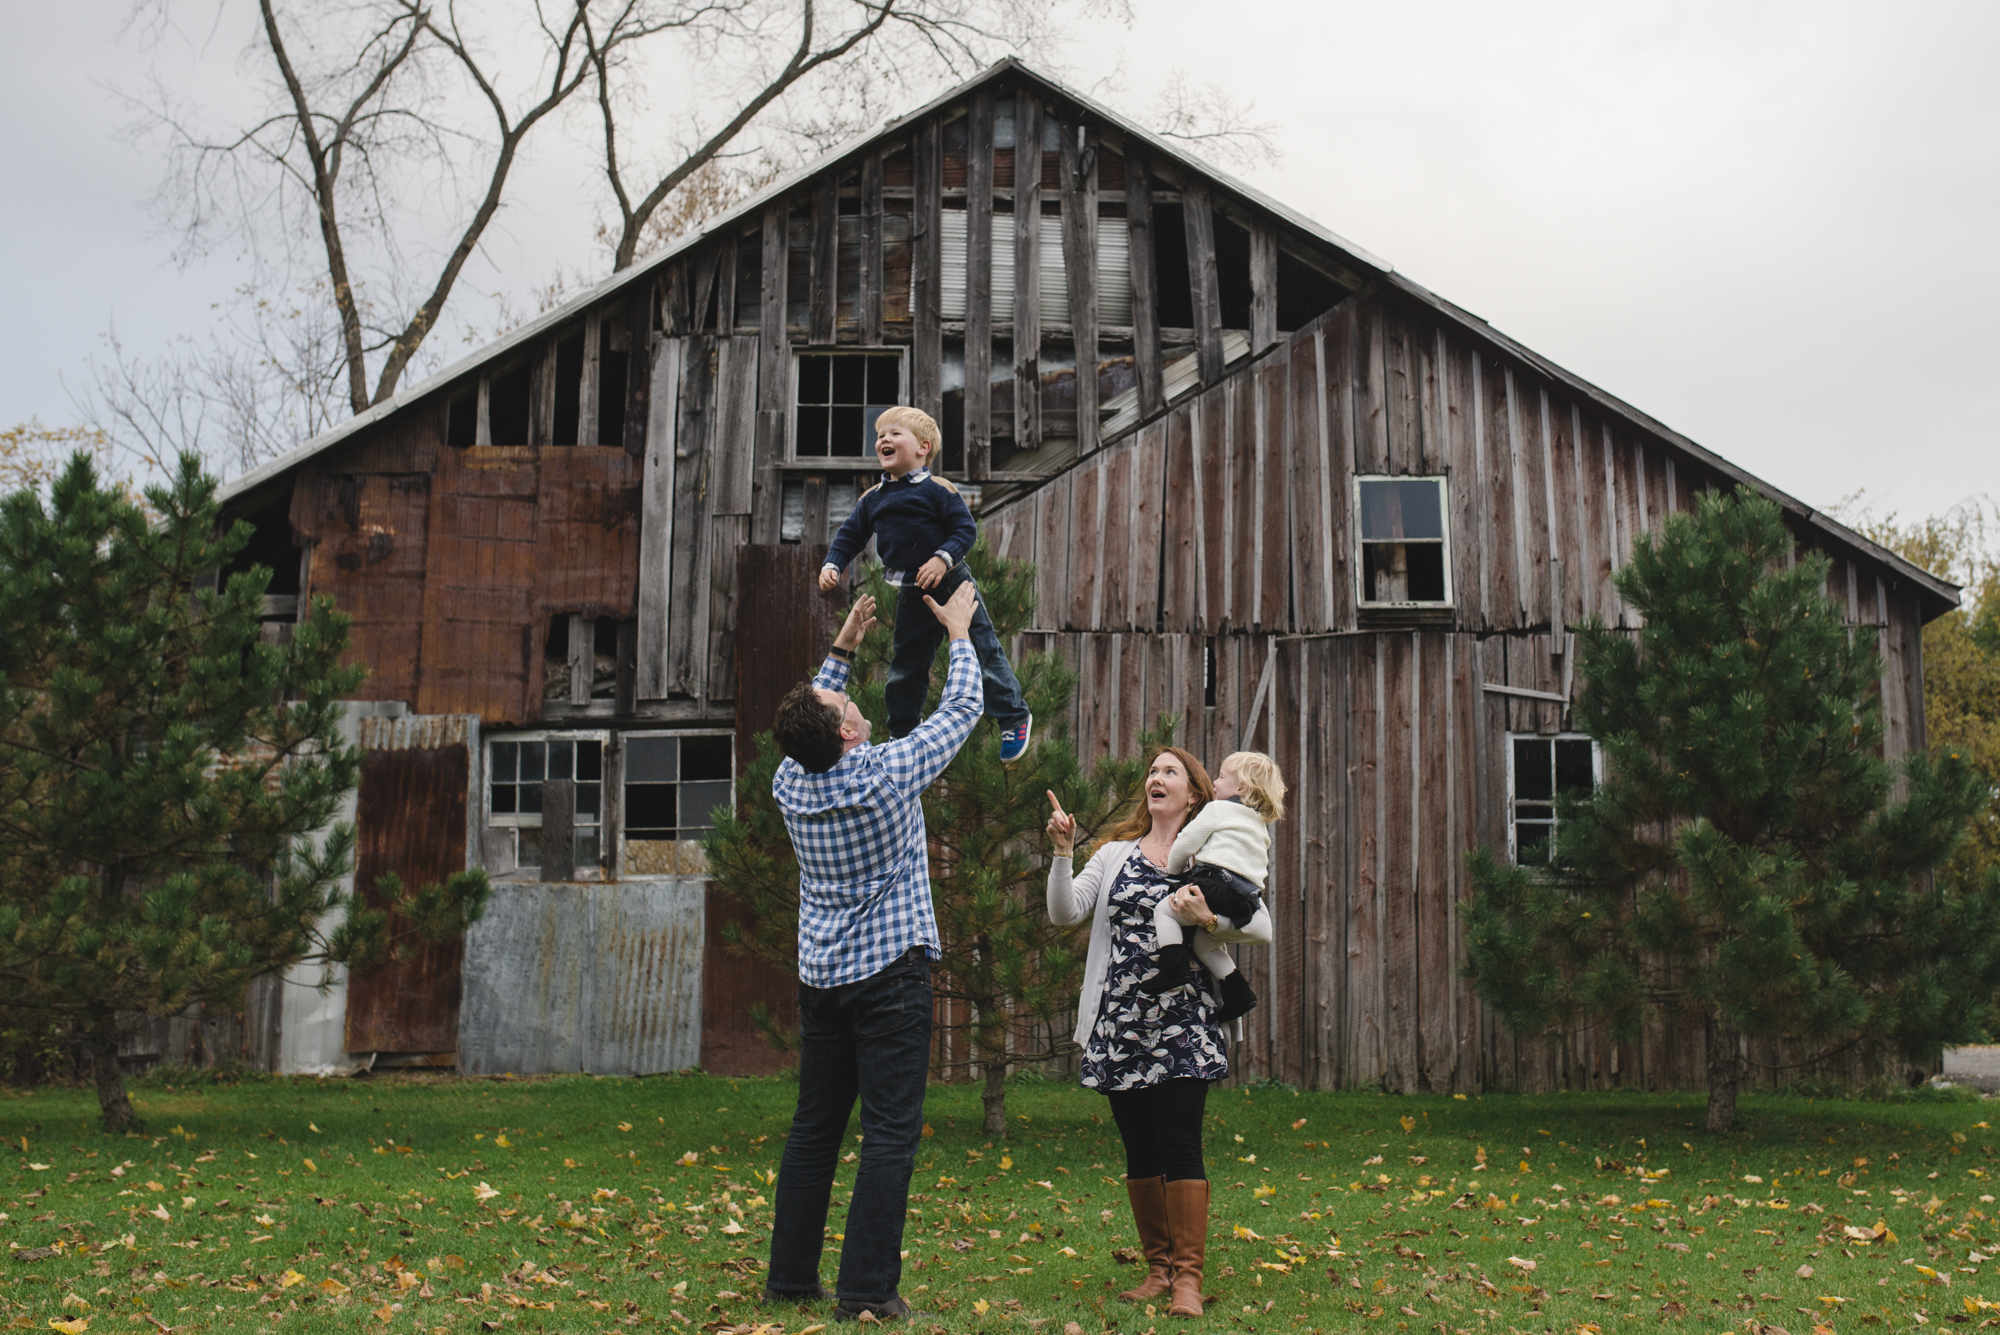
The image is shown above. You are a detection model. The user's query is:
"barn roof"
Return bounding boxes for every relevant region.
[220,58,1959,617]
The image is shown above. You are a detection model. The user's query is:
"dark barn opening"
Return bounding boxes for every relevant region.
[1152,202,1194,329]
[489,362,531,446]
[225,493,302,596]
[1215,213,1253,330]
[553,329,584,446]
[446,386,477,450]
[1277,249,1347,331]
[597,315,629,446]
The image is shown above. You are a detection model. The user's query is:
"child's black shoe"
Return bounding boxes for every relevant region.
[1140,945,1194,996]
[1214,972,1258,1023]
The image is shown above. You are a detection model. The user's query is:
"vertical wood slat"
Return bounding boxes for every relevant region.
[623,281,655,457]
[1254,353,1288,630]
[965,88,995,480]
[667,335,716,699]
[1381,632,1417,1093]
[691,249,720,335]
[1013,91,1043,452]
[1250,222,1278,353]
[750,204,789,544]
[1125,150,1164,418]
[578,311,601,445]
[635,337,683,698]
[1183,181,1224,384]
[1351,295,1388,474]
[1349,634,1384,1085]
[716,234,739,335]
[567,614,592,706]
[911,118,943,419]
[1061,118,1101,458]
[1444,334,1484,631]
[859,152,884,346]
[1126,425,1165,631]
[809,172,837,345]
[1415,633,1455,1091]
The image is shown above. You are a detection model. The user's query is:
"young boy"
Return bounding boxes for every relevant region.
[818,406,1034,762]
[1139,750,1286,1024]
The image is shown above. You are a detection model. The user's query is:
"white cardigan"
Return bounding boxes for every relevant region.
[1046,838,1275,1049]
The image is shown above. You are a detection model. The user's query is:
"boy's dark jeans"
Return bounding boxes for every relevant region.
[885,562,1029,738]
[1179,862,1263,924]
[767,950,933,1306]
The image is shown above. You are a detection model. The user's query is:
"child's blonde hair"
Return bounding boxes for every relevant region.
[1221,751,1286,823]
[874,405,941,457]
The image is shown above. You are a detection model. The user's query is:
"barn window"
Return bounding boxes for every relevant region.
[792,351,905,460]
[622,732,734,876]
[486,734,607,875]
[1355,476,1451,607]
[1507,733,1599,865]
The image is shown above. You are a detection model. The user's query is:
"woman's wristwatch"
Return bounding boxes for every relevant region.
[1200,914,1219,932]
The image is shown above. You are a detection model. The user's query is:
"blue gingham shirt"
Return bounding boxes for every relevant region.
[773,637,982,987]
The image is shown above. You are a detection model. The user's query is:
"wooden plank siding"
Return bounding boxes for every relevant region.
[984,279,1942,1091]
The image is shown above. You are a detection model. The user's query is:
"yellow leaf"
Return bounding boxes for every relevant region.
[495,1135,512,1149]
[617,1123,633,1132]
[303,1159,317,1173]
[1292,1118,1308,1130]
[255,1213,275,1226]
[1399,1116,1416,1133]
[473,1182,499,1203]
[279,1270,305,1288]
[27,1163,51,1173]
[309,1123,320,1133]
[48,1320,88,1334]
[720,1221,746,1235]
[372,1305,395,1323]
[999,1155,1013,1170]
[145,1182,164,1192]
[1253,1185,1277,1199]
[972,1299,990,1316]
[319,1278,350,1296]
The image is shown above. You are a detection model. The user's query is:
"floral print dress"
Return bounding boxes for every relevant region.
[1079,852,1230,1091]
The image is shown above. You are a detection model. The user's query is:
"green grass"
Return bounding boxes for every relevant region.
[3,1072,1999,1334]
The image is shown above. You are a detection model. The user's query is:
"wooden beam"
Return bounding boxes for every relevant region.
[859,151,884,345]
[1061,117,1101,457]
[662,260,690,338]
[623,281,654,456]
[691,249,720,335]
[1183,181,1223,383]
[568,614,593,706]
[541,779,575,882]
[911,119,943,418]
[716,233,739,334]
[965,87,995,480]
[636,337,682,697]
[578,310,600,444]
[1250,221,1278,352]
[751,203,789,544]
[531,338,555,446]
[1013,90,1043,452]
[1125,149,1163,418]
[809,173,837,345]
[801,473,830,548]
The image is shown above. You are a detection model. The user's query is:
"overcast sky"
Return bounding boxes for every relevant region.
[2,0,1994,529]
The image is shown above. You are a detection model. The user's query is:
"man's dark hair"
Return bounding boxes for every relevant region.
[774,681,845,773]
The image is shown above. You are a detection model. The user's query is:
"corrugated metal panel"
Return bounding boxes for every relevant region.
[357,714,470,751]
[457,880,704,1076]
[942,211,1130,325]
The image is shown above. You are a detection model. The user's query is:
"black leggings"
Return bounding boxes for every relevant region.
[1105,1078,1212,1182]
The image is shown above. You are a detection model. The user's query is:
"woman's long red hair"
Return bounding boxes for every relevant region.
[1098,746,1214,847]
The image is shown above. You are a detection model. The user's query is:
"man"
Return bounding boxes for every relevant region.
[763,581,981,1322]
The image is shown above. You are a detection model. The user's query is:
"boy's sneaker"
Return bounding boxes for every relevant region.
[998,715,1034,765]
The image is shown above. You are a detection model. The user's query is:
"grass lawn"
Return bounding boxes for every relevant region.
[3,1071,1998,1334]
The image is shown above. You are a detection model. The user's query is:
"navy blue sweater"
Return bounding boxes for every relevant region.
[822,469,978,579]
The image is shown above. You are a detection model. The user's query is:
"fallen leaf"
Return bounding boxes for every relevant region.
[302,1159,317,1173]
[972,1300,991,1316]
[27,1164,51,1173]
[47,1320,87,1334]
[372,1306,394,1324]
[1399,1116,1416,1133]
[473,1182,500,1203]
[1507,1257,1537,1273]
[318,1279,349,1296]
[1797,1264,1815,1279]
[279,1270,305,1288]
[617,1122,633,1132]
[1292,1119,1308,1130]
[148,1205,171,1222]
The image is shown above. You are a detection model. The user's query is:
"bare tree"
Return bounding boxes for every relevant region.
[1149,68,1280,171]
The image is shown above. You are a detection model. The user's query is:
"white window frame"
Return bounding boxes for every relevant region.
[617,728,737,878]
[787,347,910,466]
[1353,474,1454,610]
[1504,731,1602,867]
[483,730,612,877]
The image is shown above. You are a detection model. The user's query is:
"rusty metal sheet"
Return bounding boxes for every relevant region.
[732,544,847,762]
[535,446,643,619]
[417,447,542,721]
[457,880,703,1076]
[343,743,471,1054]
[293,472,431,704]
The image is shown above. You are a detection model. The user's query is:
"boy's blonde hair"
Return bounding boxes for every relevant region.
[874,405,941,457]
[1221,751,1286,823]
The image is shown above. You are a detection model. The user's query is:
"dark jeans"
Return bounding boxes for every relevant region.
[768,950,933,1305]
[1179,863,1263,923]
[1105,1077,1213,1181]
[885,562,1029,738]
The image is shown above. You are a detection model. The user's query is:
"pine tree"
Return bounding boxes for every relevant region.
[0,453,490,1130]
[1463,489,2000,1132]
[704,540,1160,1134]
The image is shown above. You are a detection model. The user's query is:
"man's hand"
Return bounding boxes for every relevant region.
[913,555,951,589]
[1046,790,1077,858]
[922,579,978,640]
[834,594,878,652]
[818,565,842,593]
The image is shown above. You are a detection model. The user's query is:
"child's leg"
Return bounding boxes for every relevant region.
[1192,930,1236,979]
[959,572,1030,726]
[1193,927,1259,1024]
[1139,899,1194,996]
[884,582,947,738]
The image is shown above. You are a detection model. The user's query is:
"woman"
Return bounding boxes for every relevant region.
[1045,748,1273,1319]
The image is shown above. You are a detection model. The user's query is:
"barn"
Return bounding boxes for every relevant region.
[195,57,1957,1092]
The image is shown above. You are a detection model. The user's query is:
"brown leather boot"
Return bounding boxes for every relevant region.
[1118,1176,1173,1302]
[1163,1177,1210,1317]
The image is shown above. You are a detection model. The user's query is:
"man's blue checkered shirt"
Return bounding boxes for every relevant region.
[773,637,982,988]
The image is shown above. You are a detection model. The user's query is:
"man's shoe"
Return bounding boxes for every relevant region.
[1214,971,1259,1024]
[833,1294,913,1322]
[998,715,1034,764]
[764,1283,829,1304]
[1139,945,1194,997]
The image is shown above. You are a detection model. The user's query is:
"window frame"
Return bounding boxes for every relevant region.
[1504,731,1602,867]
[786,347,910,468]
[1352,474,1454,610]
[616,727,737,877]
[483,729,612,877]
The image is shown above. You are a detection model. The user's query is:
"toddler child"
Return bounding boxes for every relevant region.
[819,406,1034,762]
[1139,750,1286,1024]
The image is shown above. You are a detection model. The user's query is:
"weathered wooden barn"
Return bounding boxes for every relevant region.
[205,58,1958,1091]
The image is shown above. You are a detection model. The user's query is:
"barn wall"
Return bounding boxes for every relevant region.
[993,287,1938,1095]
